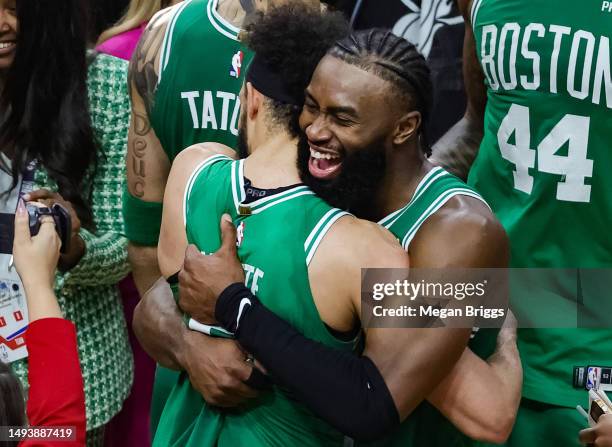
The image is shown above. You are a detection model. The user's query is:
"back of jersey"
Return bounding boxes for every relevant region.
[468,0,612,408]
[150,0,253,161]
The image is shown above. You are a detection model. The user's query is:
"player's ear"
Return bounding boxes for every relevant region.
[245,82,262,121]
[393,111,421,146]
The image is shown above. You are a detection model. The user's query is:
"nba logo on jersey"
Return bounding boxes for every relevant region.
[587,367,602,390]
[236,221,245,247]
[230,51,243,78]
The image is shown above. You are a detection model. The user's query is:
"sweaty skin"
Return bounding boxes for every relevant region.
[157,78,472,424]
[126,6,175,296]
[179,50,520,442]
[302,54,519,443]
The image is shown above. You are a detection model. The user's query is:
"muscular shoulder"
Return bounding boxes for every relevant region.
[128,4,181,108]
[326,216,409,270]
[410,195,508,268]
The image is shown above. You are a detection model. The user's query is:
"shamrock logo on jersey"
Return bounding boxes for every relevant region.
[230,50,243,78]
[392,0,463,58]
[236,221,245,247]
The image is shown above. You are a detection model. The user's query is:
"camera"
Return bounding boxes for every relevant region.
[27,203,71,254]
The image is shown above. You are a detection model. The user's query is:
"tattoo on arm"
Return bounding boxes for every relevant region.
[128,12,168,116]
[131,112,151,198]
[127,9,172,198]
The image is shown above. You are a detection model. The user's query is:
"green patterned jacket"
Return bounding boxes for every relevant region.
[12,53,133,431]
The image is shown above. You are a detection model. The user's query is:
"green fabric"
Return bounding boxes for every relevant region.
[468,0,612,408]
[497,399,586,447]
[150,0,253,162]
[151,366,180,438]
[154,157,355,447]
[12,53,133,430]
[122,186,163,246]
[360,168,493,447]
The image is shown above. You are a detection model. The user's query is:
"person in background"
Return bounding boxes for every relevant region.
[124,0,318,436]
[96,2,181,446]
[96,0,182,61]
[7,201,87,446]
[89,0,130,44]
[0,0,133,444]
[434,0,612,445]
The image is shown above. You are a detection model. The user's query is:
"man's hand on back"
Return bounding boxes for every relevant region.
[179,214,245,324]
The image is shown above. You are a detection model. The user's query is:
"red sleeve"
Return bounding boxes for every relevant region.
[20,318,86,447]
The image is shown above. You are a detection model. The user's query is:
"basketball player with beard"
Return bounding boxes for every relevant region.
[177,30,522,445]
[141,7,479,446]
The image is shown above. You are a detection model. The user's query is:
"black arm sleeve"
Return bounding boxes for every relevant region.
[215,283,400,442]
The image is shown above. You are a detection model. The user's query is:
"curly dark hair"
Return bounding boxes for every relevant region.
[243,4,349,137]
[0,0,97,229]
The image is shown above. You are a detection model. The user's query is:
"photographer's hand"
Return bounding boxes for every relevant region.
[13,199,62,321]
[24,189,85,271]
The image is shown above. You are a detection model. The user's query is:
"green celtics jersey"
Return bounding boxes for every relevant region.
[153,155,356,447]
[468,0,612,407]
[150,0,253,161]
[360,167,491,447]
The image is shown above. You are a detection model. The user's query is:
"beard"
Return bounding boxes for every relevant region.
[296,134,386,219]
[236,113,249,159]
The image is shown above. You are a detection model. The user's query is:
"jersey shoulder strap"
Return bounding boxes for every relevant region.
[183,154,233,225]
[380,167,490,250]
[304,207,352,266]
[158,0,241,84]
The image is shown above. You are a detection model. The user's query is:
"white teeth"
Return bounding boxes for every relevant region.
[310,148,339,160]
[0,42,14,49]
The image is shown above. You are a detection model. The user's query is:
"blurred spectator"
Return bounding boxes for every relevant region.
[97,0,180,61]
[0,0,133,444]
[89,0,130,44]
[97,2,181,446]
[9,201,87,446]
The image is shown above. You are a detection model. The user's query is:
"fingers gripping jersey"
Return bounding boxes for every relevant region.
[150,0,253,161]
[468,0,612,408]
[153,156,356,447]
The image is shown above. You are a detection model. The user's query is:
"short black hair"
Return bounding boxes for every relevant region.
[244,4,348,137]
[329,29,433,155]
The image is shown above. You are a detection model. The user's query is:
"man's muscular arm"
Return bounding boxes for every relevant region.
[125,8,175,295]
[430,0,487,180]
[184,217,471,441]
[133,277,259,407]
[409,196,521,443]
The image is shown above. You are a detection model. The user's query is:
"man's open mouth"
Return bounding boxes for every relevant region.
[0,41,16,55]
[308,145,343,180]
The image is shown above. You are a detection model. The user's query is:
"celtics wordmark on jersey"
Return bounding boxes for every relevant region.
[153,155,357,447]
[468,0,612,409]
[151,0,253,161]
